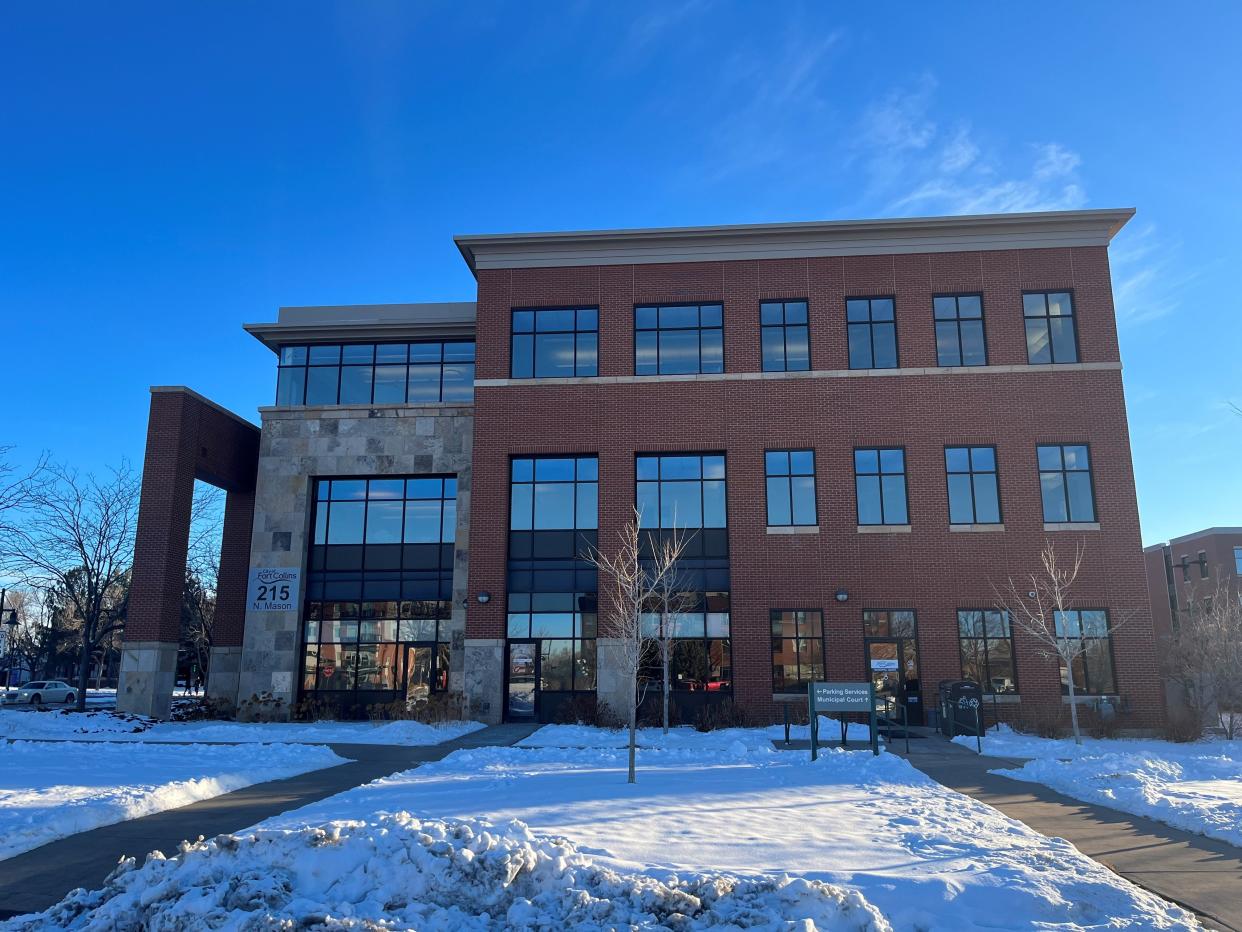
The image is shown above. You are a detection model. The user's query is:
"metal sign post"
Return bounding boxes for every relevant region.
[807,681,878,759]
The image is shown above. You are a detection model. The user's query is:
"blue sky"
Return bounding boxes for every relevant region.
[2,2,1238,546]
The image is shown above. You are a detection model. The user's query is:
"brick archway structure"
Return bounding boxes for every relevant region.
[117,387,259,718]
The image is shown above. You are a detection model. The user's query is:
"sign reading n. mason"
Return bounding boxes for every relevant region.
[810,681,873,712]
[247,568,300,612]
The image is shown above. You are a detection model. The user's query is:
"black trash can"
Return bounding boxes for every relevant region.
[938,680,984,737]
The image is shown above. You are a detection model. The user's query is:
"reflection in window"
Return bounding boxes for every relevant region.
[771,610,824,692]
[1024,291,1077,364]
[863,610,916,639]
[958,610,1017,694]
[1054,609,1116,695]
[761,300,810,371]
[276,342,475,406]
[854,448,908,526]
[847,297,897,369]
[945,446,1001,524]
[635,304,723,375]
[765,450,817,526]
[510,308,598,379]
[636,454,726,529]
[934,294,987,366]
[1038,444,1095,523]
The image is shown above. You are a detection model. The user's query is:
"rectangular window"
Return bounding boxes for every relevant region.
[1055,609,1116,695]
[760,300,810,372]
[636,453,727,529]
[276,342,475,406]
[771,610,825,692]
[510,308,598,379]
[1038,444,1096,523]
[934,294,986,366]
[765,450,817,526]
[945,446,1001,525]
[958,610,1017,694]
[854,448,908,526]
[1198,551,1209,579]
[847,297,897,369]
[1024,291,1078,364]
[635,303,723,376]
[1234,546,1242,575]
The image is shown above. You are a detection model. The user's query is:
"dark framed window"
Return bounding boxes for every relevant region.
[1234,546,1242,575]
[854,448,908,526]
[934,294,986,366]
[302,476,458,700]
[510,308,598,379]
[760,300,810,372]
[958,610,1016,694]
[277,342,475,406]
[765,450,817,526]
[1038,444,1095,523]
[847,297,897,369]
[1054,609,1116,695]
[635,303,723,375]
[771,610,824,692]
[1198,550,1209,579]
[1023,291,1078,364]
[863,609,916,638]
[636,454,727,530]
[945,446,1001,525]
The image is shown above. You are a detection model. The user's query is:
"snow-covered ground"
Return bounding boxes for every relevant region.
[518,718,876,751]
[0,740,345,861]
[958,726,1242,850]
[0,707,485,746]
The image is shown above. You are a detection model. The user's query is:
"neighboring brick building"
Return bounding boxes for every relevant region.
[1144,527,1242,642]
[119,208,1166,732]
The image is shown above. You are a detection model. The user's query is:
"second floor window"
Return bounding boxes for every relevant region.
[511,308,598,379]
[854,448,908,526]
[847,297,897,369]
[635,304,723,375]
[1024,291,1078,364]
[765,450,817,526]
[760,300,810,371]
[945,446,1001,525]
[934,294,986,366]
[1235,546,1242,575]
[1038,444,1095,523]
[636,453,726,529]
[277,342,475,407]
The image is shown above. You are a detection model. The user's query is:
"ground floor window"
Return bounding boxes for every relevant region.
[1054,609,1116,695]
[640,590,732,692]
[958,609,1017,694]
[771,609,824,692]
[506,591,598,692]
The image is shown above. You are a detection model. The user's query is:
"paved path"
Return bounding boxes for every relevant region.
[0,723,539,919]
[897,737,1242,932]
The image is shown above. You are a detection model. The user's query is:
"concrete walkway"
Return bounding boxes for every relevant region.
[0,722,539,919]
[896,737,1242,932]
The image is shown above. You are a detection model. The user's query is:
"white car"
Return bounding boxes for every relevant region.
[7,680,78,705]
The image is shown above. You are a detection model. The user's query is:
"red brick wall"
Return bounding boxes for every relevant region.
[466,247,1164,730]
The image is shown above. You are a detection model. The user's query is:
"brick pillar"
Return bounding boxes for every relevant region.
[118,393,197,718]
[206,488,254,705]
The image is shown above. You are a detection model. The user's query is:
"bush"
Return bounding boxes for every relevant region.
[364,692,465,725]
[290,695,342,723]
[637,696,684,729]
[1011,704,1065,739]
[236,692,286,723]
[170,695,234,722]
[1164,706,1204,743]
[693,697,749,732]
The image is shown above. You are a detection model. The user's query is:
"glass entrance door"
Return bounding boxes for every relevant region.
[866,638,923,725]
[507,641,538,720]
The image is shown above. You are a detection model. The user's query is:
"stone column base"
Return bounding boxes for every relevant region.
[464,638,504,724]
[117,641,179,719]
[206,645,243,710]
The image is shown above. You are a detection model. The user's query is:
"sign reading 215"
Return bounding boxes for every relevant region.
[247,568,300,612]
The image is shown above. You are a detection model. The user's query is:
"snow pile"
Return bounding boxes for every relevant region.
[5,814,890,931]
[0,708,484,746]
[995,747,1242,848]
[519,718,877,751]
[0,741,346,860]
[953,723,1225,760]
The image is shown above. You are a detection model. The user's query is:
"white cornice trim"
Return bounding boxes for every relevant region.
[475,361,1121,389]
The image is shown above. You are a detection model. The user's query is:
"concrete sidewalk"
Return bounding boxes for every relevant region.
[898,738,1242,932]
[0,722,539,919]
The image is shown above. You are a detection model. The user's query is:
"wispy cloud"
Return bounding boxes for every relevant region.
[1108,222,1202,326]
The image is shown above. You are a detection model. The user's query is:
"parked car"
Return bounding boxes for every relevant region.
[4,681,78,705]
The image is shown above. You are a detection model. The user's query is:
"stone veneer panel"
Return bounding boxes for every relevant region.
[236,404,474,712]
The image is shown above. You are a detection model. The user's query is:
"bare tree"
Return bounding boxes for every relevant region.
[1,463,139,711]
[995,541,1126,746]
[1,589,44,688]
[646,526,696,734]
[0,446,45,553]
[585,509,674,783]
[1164,573,1242,739]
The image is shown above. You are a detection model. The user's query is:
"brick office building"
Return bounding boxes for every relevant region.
[1144,527,1242,643]
[117,208,1165,732]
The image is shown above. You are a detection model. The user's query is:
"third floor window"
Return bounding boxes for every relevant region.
[511,308,598,379]
[635,303,723,375]
[760,300,810,371]
[847,297,898,369]
[934,294,987,366]
[277,342,474,407]
[945,446,1001,525]
[1024,291,1078,364]
[854,447,908,526]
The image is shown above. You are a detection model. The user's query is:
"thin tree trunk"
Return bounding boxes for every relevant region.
[75,635,91,712]
[628,696,637,784]
[1066,665,1082,745]
[662,632,670,735]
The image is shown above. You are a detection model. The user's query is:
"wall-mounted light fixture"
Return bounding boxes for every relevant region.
[834,588,849,603]
[476,592,491,604]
